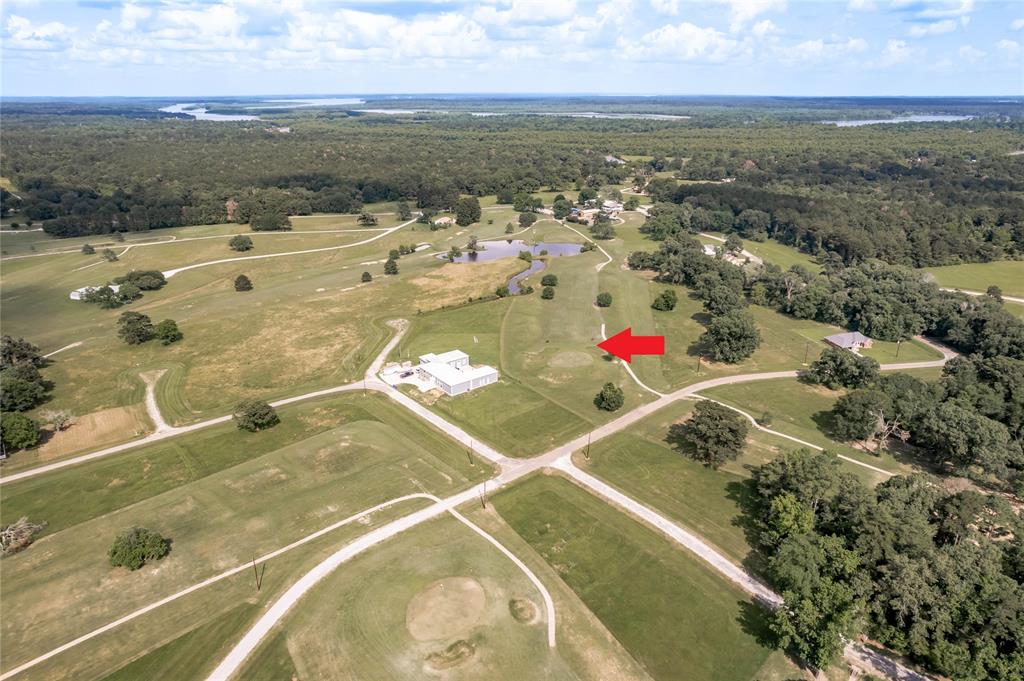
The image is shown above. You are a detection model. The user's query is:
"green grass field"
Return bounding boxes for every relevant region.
[491,475,794,681]
[1,392,489,678]
[237,510,652,681]
[696,233,821,272]
[922,260,1024,298]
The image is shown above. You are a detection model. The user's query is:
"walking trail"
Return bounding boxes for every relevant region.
[3,320,944,681]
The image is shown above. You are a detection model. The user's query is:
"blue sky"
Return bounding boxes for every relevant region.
[1,0,1021,96]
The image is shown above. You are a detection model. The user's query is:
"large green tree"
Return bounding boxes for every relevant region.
[667,400,748,469]
[699,310,761,363]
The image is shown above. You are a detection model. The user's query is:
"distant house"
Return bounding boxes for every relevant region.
[604,155,626,165]
[601,199,624,213]
[416,350,498,396]
[433,216,454,227]
[70,284,120,301]
[824,331,873,352]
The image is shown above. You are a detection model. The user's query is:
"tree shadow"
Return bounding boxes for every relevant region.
[726,478,770,576]
[811,409,841,441]
[736,599,779,649]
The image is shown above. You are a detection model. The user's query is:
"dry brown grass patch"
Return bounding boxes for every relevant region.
[410,260,523,309]
[34,404,149,461]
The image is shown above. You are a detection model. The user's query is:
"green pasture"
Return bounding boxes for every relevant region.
[1,392,487,677]
[922,260,1024,298]
[239,510,650,681]
[492,475,794,681]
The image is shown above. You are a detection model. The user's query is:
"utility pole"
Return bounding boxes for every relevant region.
[479,480,487,509]
[895,340,902,359]
[585,431,592,461]
[467,440,475,466]
[696,356,702,374]
[252,555,265,591]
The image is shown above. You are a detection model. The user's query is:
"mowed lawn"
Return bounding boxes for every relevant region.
[492,475,791,681]
[1,213,533,457]
[1,392,491,677]
[697,233,822,272]
[396,248,654,457]
[922,260,1024,298]
[701,372,945,476]
[238,512,651,681]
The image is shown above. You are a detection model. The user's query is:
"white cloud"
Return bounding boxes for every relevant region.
[876,38,915,67]
[751,19,779,36]
[650,0,679,15]
[780,36,866,64]
[997,39,1020,56]
[908,19,956,37]
[957,44,984,62]
[846,0,875,10]
[5,14,75,50]
[1012,18,1024,30]
[918,0,973,19]
[705,0,787,32]
[619,21,747,61]
[473,0,577,26]
[119,3,151,31]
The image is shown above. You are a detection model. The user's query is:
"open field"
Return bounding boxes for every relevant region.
[701,372,944,473]
[395,243,654,457]
[1,392,489,678]
[1,212,537,453]
[922,260,1024,298]
[237,511,652,681]
[491,475,796,681]
[697,233,821,272]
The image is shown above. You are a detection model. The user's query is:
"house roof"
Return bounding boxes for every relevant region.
[419,360,496,387]
[824,331,871,348]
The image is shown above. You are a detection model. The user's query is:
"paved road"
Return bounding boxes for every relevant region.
[3,321,944,680]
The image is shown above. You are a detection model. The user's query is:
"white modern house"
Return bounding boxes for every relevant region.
[416,350,498,396]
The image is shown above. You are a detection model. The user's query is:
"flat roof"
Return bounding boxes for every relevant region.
[825,331,871,346]
[418,349,469,365]
[420,361,496,386]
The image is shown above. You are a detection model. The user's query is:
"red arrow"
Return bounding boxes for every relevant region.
[597,328,665,363]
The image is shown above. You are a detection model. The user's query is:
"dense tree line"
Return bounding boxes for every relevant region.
[750,449,1023,680]
[3,110,1017,252]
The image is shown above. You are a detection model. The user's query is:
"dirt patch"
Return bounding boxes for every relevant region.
[410,260,523,309]
[508,598,538,623]
[406,577,487,641]
[548,351,593,369]
[33,404,149,461]
[424,639,476,670]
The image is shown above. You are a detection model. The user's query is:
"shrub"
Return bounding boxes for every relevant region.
[495,285,510,297]
[229,235,253,251]
[81,243,95,255]
[0,369,46,411]
[384,258,399,275]
[541,274,558,287]
[233,399,279,432]
[518,212,538,228]
[117,311,154,345]
[234,274,253,291]
[596,292,613,307]
[0,412,39,451]
[357,211,378,226]
[153,319,183,345]
[113,270,166,291]
[504,223,515,234]
[1,517,47,556]
[651,289,678,311]
[361,271,372,283]
[541,286,555,300]
[108,527,170,570]
[102,248,119,262]
[594,382,625,411]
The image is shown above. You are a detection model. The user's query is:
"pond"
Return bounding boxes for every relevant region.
[822,115,973,127]
[159,103,259,121]
[438,240,584,293]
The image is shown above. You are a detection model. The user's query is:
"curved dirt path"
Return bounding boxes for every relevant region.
[139,370,172,433]
[1,322,948,680]
[939,286,1024,304]
[162,217,418,278]
[0,494,432,681]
